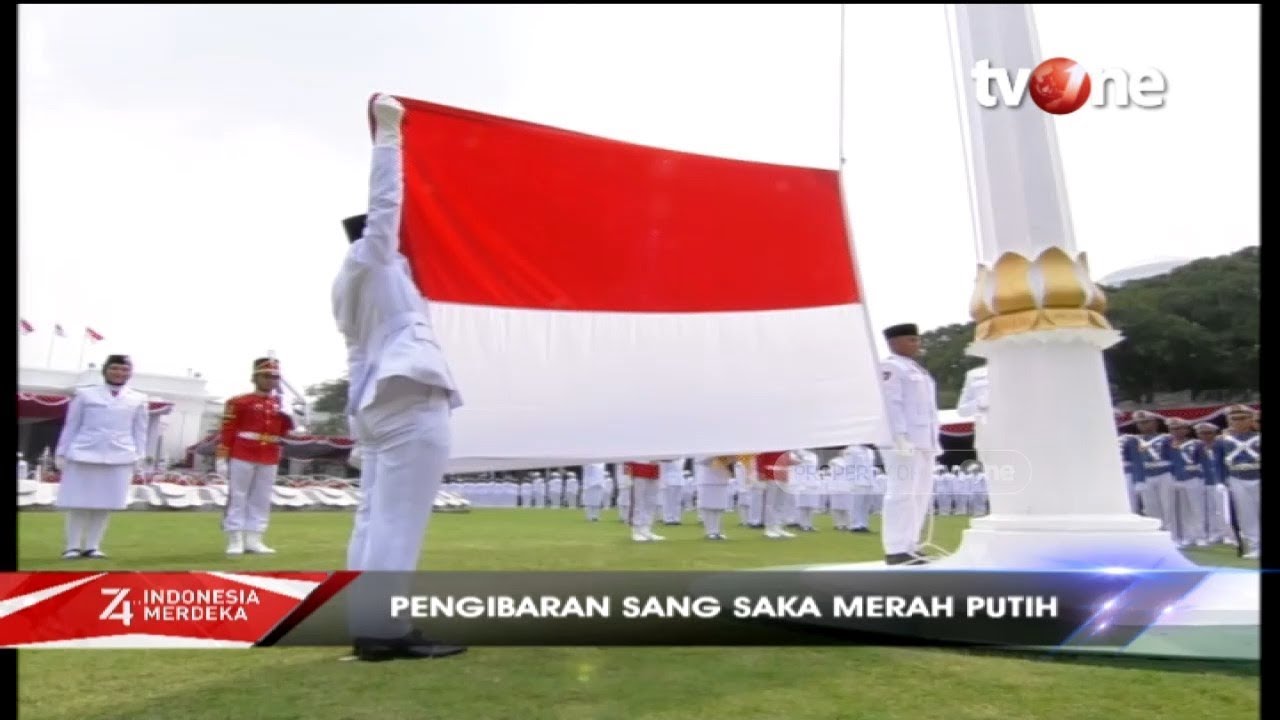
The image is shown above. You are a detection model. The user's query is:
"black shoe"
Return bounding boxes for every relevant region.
[850,527,871,534]
[884,553,930,566]
[353,631,468,662]
[81,549,107,559]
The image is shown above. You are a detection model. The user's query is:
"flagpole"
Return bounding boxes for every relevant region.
[46,331,55,368]
[833,4,891,448]
[78,331,87,370]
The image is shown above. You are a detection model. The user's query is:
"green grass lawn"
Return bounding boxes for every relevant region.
[17,509,1259,720]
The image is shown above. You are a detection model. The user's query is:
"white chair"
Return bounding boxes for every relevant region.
[34,482,58,507]
[17,479,38,508]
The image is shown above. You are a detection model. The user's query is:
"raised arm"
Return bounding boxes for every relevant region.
[351,94,407,266]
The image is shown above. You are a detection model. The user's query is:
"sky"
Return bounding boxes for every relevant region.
[17,4,1259,401]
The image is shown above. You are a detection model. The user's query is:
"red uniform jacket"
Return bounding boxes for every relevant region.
[216,393,294,466]
[626,462,661,480]
[756,451,788,481]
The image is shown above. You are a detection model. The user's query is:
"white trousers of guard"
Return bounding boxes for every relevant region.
[881,450,936,556]
[629,479,660,532]
[1169,478,1206,545]
[1139,472,1176,531]
[1227,477,1261,553]
[346,379,451,640]
[223,459,277,533]
[1204,484,1233,542]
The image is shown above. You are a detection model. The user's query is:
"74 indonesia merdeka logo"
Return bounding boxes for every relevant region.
[99,586,262,626]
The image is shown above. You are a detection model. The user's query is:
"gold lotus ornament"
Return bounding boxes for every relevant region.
[970,247,1113,341]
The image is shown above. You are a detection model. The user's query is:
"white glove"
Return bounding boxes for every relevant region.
[54,456,65,471]
[215,458,229,477]
[347,446,363,471]
[893,435,915,458]
[371,94,405,147]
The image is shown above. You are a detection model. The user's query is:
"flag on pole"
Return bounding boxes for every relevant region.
[85,327,104,343]
[54,324,66,338]
[19,319,34,335]
[387,96,890,472]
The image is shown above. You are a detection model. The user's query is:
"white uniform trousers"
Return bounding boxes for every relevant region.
[931,476,950,515]
[747,487,765,526]
[1125,474,1143,515]
[1169,478,1206,545]
[661,485,683,522]
[628,479,661,532]
[222,459,278,533]
[346,380,451,640]
[1139,472,1176,531]
[880,449,936,556]
[1204,484,1234,543]
[850,486,874,530]
[761,482,787,531]
[582,486,605,520]
[1226,477,1260,553]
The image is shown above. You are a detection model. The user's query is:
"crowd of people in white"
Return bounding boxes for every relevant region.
[441,457,990,537]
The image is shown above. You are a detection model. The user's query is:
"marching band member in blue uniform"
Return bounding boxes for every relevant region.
[1167,418,1212,547]
[1130,410,1177,533]
[1212,405,1260,559]
[1195,423,1234,545]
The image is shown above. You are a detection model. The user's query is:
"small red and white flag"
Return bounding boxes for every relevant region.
[384,95,890,471]
[19,319,34,335]
[85,327,104,342]
[54,324,66,338]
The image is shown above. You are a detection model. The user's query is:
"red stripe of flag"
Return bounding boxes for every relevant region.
[85,327,104,342]
[19,319,34,335]
[396,97,859,313]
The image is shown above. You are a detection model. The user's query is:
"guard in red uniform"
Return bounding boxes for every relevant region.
[215,357,295,555]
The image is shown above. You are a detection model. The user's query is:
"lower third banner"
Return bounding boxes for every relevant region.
[0,570,1251,656]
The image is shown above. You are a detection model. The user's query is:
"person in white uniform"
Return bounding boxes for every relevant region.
[54,354,148,559]
[791,448,822,531]
[877,323,941,566]
[848,445,879,533]
[581,463,607,521]
[659,458,685,524]
[932,465,952,516]
[565,470,581,508]
[614,463,632,521]
[826,450,855,531]
[334,94,465,661]
[695,456,735,539]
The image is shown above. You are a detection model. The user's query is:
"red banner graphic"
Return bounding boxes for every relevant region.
[0,571,356,648]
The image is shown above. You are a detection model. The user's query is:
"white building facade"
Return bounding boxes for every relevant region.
[18,365,223,466]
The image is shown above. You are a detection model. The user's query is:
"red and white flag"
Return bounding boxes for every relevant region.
[19,319,34,335]
[54,324,66,338]
[85,327,104,342]
[390,96,889,471]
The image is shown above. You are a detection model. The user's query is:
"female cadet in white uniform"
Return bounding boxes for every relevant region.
[694,456,736,540]
[54,354,149,559]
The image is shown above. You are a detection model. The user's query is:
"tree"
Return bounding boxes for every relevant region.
[918,246,1258,405]
[305,377,350,436]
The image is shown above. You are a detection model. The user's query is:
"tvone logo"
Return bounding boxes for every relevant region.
[972,57,1167,114]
